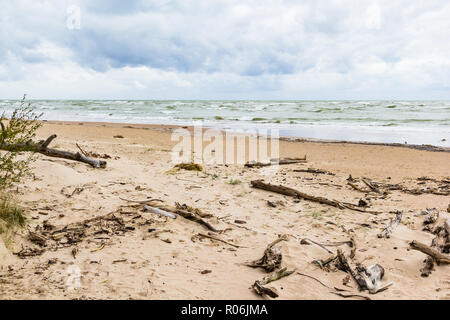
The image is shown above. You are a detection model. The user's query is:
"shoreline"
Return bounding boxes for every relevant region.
[42,119,450,153]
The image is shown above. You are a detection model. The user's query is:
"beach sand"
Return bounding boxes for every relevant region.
[1,121,449,300]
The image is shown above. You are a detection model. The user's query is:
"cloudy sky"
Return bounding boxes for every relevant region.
[1,0,450,100]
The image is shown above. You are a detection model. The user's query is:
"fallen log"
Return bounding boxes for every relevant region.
[251,180,376,213]
[245,157,307,168]
[409,241,450,265]
[1,134,107,168]
[293,168,335,176]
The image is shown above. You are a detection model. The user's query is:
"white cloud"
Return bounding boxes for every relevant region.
[1,0,450,99]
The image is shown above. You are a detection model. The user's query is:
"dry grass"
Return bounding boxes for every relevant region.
[0,195,27,245]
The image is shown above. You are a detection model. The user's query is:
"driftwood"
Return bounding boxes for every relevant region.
[160,205,218,232]
[76,143,113,160]
[296,272,371,300]
[293,168,335,176]
[297,272,333,290]
[411,218,450,276]
[420,257,435,277]
[15,212,136,259]
[197,233,241,248]
[14,247,45,258]
[349,176,450,196]
[28,231,48,247]
[251,180,377,213]
[246,235,288,272]
[347,181,370,193]
[252,281,279,299]
[252,267,295,298]
[436,219,450,253]
[300,238,334,254]
[143,205,177,219]
[245,157,307,168]
[121,198,218,232]
[331,292,371,300]
[175,202,213,218]
[336,250,392,294]
[409,241,450,265]
[377,211,402,239]
[423,208,440,225]
[361,178,382,194]
[1,134,107,168]
[301,238,354,256]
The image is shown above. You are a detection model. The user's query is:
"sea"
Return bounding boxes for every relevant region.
[0,100,449,147]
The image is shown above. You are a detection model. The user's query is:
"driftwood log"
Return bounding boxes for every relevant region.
[336,249,392,294]
[121,198,218,232]
[245,157,307,168]
[347,176,450,196]
[293,168,335,175]
[1,134,107,168]
[251,180,376,213]
[411,218,450,276]
[246,235,288,272]
[409,241,450,265]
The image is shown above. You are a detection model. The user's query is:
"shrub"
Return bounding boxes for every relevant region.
[0,95,42,189]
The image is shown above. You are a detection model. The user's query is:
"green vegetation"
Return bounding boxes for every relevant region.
[0,196,26,229]
[228,179,242,185]
[0,195,27,245]
[0,96,37,241]
[211,173,219,180]
[0,95,42,190]
[174,163,203,171]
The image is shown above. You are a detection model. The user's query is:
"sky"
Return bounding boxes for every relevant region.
[1,0,450,100]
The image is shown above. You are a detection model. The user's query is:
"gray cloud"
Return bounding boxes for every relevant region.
[1,0,450,99]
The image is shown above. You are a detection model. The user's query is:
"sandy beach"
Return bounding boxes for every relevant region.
[0,120,449,300]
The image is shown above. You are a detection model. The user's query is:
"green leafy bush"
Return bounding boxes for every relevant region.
[0,95,42,189]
